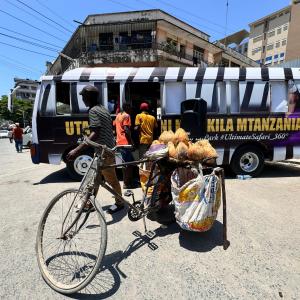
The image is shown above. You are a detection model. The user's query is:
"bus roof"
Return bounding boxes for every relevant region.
[41,67,300,82]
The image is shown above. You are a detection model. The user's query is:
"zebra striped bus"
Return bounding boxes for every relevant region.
[31,67,300,179]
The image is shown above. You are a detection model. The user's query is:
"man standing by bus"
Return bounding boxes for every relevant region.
[135,102,158,158]
[66,85,124,214]
[113,102,138,189]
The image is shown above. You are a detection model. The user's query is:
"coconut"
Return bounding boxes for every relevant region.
[173,128,189,146]
[159,130,175,144]
[167,141,177,158]
[176,141,189,160]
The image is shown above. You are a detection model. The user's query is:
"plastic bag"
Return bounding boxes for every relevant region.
[171,168,221,232]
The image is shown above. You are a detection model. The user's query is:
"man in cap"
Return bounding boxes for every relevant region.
[135,102,158,158]
[66,85,124,214]
[12,123,23,153]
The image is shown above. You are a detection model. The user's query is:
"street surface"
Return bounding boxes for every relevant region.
[0,139,299,300]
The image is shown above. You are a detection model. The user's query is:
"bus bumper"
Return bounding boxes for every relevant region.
[30,143,40,164]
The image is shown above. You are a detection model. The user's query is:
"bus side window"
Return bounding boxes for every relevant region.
[107,83,120,115]
[40,83,52,116]
[227,81,240,113]
[165,82,186,114]
[56,82,71,115]
[201,80,219,113]
[270,81,288,112]
[239,81,270,113]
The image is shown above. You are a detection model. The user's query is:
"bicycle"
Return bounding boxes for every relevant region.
[36,135,229,294]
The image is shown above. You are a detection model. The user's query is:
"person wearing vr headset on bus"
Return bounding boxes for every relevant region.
[66,85,124,214]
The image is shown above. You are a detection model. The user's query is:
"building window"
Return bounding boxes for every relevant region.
[265,56,272,64]
[99,32,113,51]
[193,45,204,65]
[255,60,261,64]
[131,30,152,49]
[267,44,274,51]
[282,39,287,46]
[268,30,275,38]
[280,53,285,58]
[253,35,263,43]
[276,41,281,48]
[277,28,282,34]
[283,24,288,31]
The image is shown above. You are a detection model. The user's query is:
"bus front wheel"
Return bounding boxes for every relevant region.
[230,146,265,177]
[66,153,93,181]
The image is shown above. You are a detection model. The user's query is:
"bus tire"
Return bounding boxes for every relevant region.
[230,146,265,177]
[66,152,93,181]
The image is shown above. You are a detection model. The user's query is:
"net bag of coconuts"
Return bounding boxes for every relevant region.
[142,128,221,232]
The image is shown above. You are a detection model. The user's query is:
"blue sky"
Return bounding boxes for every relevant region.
[0,0,290,96]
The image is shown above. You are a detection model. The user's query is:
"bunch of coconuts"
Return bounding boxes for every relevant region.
[151,128,217,161]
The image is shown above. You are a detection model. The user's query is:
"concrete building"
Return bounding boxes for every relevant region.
[247,0,300,66]
[47,9,258,75]
[13,78,38,101]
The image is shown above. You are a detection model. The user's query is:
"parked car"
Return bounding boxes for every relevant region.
[23,126,32,147]
[0,129,9,138]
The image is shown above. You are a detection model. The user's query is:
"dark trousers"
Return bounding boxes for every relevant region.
[15,139,23,152]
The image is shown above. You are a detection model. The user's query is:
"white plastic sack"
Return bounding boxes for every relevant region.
[171,168,221,232]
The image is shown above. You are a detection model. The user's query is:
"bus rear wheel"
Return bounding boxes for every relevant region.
[66,152,93,181]
[230,146,265,177]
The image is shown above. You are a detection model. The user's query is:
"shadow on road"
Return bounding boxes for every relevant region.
[179,220,224,252]
[260,162,300,178]
[71,220,224,299]
[223,162,300,180]
[33,168,75,185]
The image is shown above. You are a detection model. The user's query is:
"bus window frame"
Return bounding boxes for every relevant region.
[55,81,72,116]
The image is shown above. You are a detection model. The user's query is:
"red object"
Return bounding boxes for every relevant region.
[140,102,149,111]
[113,112,131,145]
[13,127,23,140]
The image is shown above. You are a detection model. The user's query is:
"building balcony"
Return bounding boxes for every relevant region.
[69,42,211,70]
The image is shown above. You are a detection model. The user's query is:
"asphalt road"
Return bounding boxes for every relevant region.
[0,139,300,300]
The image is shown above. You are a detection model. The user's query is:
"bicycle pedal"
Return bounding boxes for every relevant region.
[148,242,158,251]
[132,230,142,237]
[124,190,134,197]
[146,230,155,239]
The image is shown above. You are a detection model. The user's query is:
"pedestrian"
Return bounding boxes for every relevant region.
[113,102,138,189]
[66,85,124,214]
[135,102,158,158]
[8,128,13,143]
[12,123,23,153]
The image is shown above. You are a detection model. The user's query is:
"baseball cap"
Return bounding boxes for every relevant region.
[79,85,99,95]
[140,102,149,110]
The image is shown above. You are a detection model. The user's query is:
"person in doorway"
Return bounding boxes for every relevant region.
[12,123,23,153]
[135,102,158,158]
[113,102,138,189]
[66,85,124,214]
[287,80,300,116]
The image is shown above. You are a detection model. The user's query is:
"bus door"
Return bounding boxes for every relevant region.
[125,82,161,138]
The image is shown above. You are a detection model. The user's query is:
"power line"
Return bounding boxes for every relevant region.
[0,9,67,43]
[4,0,70,37]
[34,0,76,29]
[0,41,56,58]
[151,0,237,33]
[0,26,62,49]
[136,0,225,36]
[107,0,136,11]
[0,57,42,75]
[16,0,73,33]
[0,32,60,52]
[0,54,43,73]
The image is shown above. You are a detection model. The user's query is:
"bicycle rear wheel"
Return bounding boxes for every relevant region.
[36,189,107,294]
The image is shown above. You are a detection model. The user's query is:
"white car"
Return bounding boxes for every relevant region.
[23,126,32,147]
[0,129,9,138]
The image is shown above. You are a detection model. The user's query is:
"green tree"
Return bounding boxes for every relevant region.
[0,95,33,127]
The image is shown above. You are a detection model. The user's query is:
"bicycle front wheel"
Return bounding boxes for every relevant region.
[36,189,107,294]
